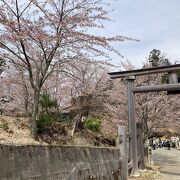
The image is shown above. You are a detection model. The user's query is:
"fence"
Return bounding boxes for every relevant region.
[118,122,145,180]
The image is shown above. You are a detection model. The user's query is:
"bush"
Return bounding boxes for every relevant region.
[37,113,56,130]
[84,117,102,133]
[0,122,9,131]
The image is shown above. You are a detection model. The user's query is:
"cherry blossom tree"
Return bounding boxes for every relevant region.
[135,63,179,140]
[63,61,128,134]
[118,60,180,139]
[0,65,33,115]
[0,0,133,138]
[40,60,127,134]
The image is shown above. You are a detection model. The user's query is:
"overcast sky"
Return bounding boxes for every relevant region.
[99,0,180,68]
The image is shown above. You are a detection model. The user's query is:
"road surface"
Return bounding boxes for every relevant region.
[152,148,180,180]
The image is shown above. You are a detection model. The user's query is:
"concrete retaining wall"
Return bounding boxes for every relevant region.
[0,144,122,180]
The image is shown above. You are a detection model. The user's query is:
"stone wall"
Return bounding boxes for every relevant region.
[0,144,122,180]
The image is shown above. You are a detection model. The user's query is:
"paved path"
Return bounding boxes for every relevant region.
[152,148,180,180]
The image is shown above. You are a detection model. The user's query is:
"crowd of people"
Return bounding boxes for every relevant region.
[149,137,180,150]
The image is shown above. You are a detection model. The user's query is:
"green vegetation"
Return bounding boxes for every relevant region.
[148,49,171,67]
[84,116,102,133]
[37,93,59,130]
[161,70,180,84]
[40,92,58,114]
[59,112,74,122]
[0,122,9,131]
[37,113,57,130]
[161,73,169,84]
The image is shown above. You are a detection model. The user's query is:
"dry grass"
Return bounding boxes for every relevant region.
[129,165,165,180]
[129,171,164,180]
[0,115,45,145]
[0,115,115,147]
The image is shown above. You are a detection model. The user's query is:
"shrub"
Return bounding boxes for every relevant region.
[0,122,9,131]
[84,117,102,133]
[37,113,56,130]
[59,112,73,122]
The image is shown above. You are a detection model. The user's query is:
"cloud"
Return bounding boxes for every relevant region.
[100,0,180,66]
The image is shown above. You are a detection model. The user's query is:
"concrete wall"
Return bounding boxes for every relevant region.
[0,144,122,180]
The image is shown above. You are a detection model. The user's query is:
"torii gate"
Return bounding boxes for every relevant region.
[109,64,180,177]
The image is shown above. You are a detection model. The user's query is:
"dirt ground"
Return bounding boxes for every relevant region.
[0,115,92,146]
[128,164,164,180]
[0,115,43,145]
[129,171,163,180]
[152,148,180,180]
[0,115,115,147]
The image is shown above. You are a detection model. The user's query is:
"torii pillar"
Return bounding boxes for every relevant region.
[126,76,139,176]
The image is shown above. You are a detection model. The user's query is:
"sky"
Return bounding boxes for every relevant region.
[98,0,180,68]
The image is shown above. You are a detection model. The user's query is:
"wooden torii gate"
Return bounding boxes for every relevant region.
[109,64,180,177]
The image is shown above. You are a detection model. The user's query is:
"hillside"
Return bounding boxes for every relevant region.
[0,115,116,147]
[0,116,41,145]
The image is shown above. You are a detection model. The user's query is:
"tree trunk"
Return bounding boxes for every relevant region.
[143,105,149,140]
[24,102,28,116]
[23,86,30,116]
[31,88,41,139]
[24,96,29,116]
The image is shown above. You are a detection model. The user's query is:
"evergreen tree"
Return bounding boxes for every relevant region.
[149,49,171,67]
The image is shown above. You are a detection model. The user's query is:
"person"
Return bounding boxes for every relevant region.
[167,140,171,150]
[159,140,162,148]
[175,138,180,149]
[149,139,153,148]
[152,139,156,150]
